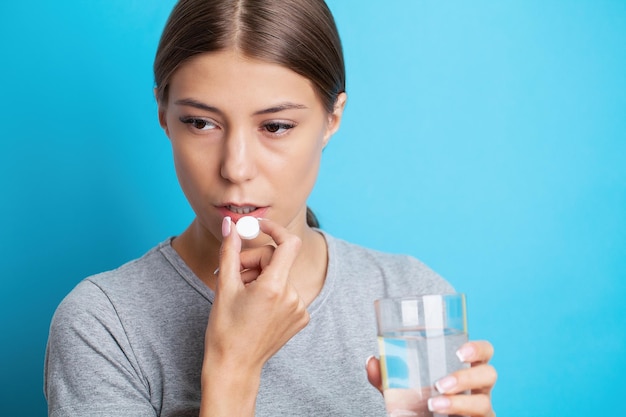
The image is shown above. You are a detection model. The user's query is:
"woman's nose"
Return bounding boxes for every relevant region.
[219,128,257,183]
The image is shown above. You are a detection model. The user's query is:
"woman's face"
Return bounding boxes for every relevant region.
[158,49,345,246]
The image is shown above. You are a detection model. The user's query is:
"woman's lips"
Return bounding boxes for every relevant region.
[218,205,268,222]
[226,204,257,215]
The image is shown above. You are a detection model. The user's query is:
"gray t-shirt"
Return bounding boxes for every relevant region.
[45,232,453,417]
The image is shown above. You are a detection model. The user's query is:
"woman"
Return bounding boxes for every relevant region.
[45,0,497,416]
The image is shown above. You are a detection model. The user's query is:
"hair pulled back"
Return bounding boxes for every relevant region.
[154,0,345,113]
[154,0,345,228]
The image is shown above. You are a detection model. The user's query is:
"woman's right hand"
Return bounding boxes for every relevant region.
[200,217,309,417]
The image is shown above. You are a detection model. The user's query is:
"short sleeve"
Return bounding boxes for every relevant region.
[45,280,156,417]
[381,254,456,298]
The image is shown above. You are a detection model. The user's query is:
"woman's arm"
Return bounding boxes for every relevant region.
[45,281,156,417]
[199,218,309,417]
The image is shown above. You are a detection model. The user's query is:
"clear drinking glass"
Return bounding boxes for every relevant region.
[375,294,468,417]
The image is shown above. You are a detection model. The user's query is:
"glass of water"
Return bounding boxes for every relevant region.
[375,294,468,417]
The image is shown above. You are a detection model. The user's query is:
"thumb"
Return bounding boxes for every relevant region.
[366,355,383,393]
[217,216,242,292]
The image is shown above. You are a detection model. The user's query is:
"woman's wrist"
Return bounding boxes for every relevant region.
[199,352,262,417]
[200,351,263,417]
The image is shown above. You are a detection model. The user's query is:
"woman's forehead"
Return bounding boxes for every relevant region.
[169,50,318,104]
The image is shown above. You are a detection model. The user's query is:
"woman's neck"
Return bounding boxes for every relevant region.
[290,226,328,306]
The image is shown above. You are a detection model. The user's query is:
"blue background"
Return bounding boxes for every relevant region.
[1,1,624,415]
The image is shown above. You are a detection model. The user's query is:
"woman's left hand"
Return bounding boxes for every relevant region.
[366,340,497,417]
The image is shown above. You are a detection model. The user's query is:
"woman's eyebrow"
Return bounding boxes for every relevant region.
[175,98,222,114]
[253,102,308,115]
[174,98,307,115]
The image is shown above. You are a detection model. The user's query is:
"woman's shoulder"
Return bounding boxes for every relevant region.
[322,231,455,296]
[94,238,175,281]
[52,239,178,318]
[323,231,437,273]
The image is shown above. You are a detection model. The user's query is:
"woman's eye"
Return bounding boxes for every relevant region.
[263,122,295,135]
[180,117,217,131]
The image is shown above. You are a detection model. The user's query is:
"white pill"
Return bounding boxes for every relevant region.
[236,216,260,240]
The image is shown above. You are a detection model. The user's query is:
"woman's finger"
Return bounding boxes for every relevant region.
[240,268,261,285]
[365,356,382,393]
[239,245,275,272]
[428,392,494,417]
[256,219,302,282]
[217,216,242,292]
[434,363,498,395]
[457,340,494,365]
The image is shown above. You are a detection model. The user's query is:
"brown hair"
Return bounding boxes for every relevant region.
[154,0,346,228]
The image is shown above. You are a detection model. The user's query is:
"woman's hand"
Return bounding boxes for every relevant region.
[366,340,497,417]
[200,217,309,417]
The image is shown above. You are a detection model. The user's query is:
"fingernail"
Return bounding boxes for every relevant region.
[435,376,457,394]
[222,216,232,237]
[427,396,451,412]
[456,344,475,362]
[365,355,375,368]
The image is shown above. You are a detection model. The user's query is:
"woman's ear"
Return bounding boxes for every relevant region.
[155,88,170,138]
[323,92,347,147]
